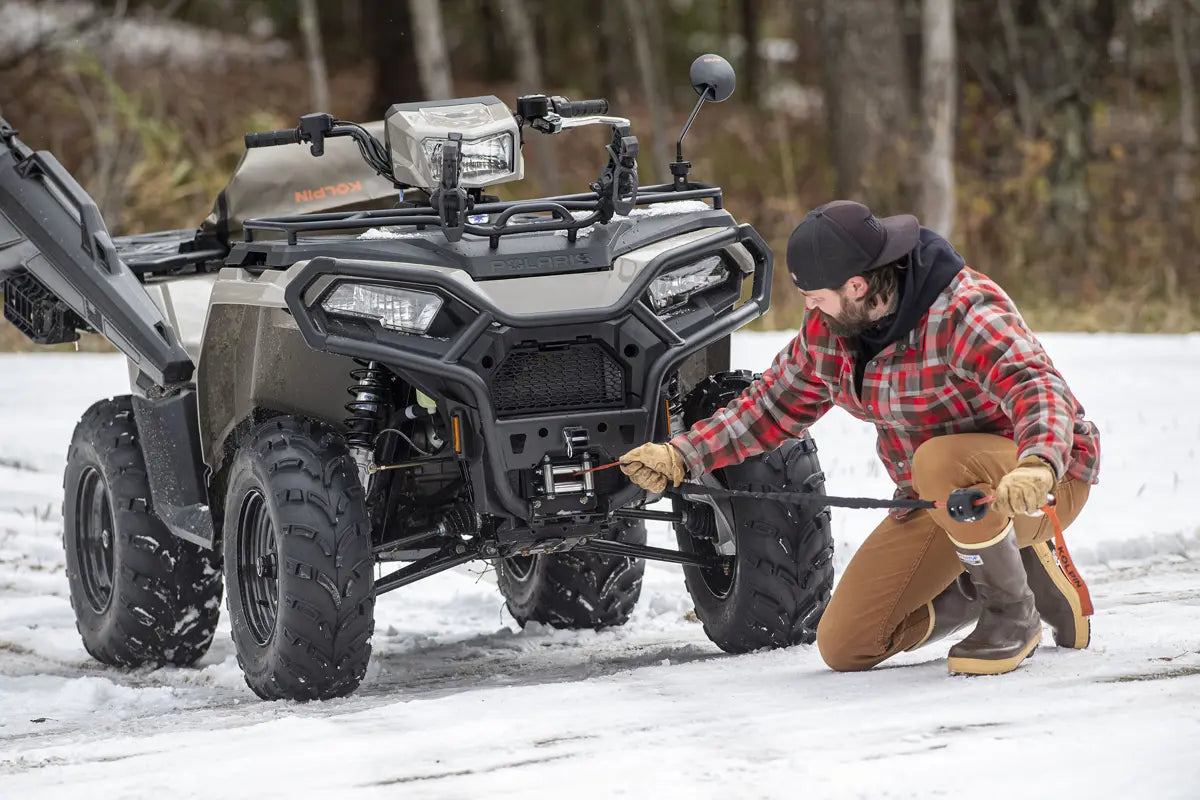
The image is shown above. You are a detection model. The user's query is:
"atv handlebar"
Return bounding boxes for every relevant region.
[244,128,302,148]
[553,98,609,117]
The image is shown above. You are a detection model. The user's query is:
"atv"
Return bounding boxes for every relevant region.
[0,55,834,701]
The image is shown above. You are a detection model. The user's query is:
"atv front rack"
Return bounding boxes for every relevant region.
[243,183,724,247]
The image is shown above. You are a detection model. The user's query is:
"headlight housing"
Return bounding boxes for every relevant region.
[321,283,443,335]
[646,256,730,313]
[385,96,524,190]
[421,132,515,184]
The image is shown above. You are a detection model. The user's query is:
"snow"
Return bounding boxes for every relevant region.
[555,199,717,237]
[0,1,290,68]
[2,334,1200,798]
[358,228,427,240]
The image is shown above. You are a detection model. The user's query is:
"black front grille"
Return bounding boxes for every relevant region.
[491,341,625,414]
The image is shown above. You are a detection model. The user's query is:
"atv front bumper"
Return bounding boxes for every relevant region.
[281,222,772,524]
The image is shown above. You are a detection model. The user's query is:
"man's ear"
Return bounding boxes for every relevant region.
[843,275,869,300]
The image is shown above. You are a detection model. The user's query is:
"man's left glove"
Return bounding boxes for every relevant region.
[619,443,687,494]
[992,456,1056,518]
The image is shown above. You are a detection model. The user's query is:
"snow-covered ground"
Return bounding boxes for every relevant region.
[2,333,1199,799]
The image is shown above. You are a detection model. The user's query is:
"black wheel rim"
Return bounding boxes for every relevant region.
[695,539,735,599]
[75,467,115,613]
[680,502,736,599]
[237,489,279,646]
[503,554,538,583]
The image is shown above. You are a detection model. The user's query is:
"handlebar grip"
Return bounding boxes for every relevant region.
[244,128,302,148]
[556,98,609,117]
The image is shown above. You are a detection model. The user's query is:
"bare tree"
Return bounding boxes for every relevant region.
[499,0,559,194]
[997,0,1036,139]
[620,0,670,183]
[1171,0,1197,204]
[919,0,956,236]
[409,0,454,100]
[818,0,912,204]
[596,1,625,102]
[366,0,423,118]
[298,0,331,113]
[741,0,762,106]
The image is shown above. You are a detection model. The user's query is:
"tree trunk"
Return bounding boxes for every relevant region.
[298,0,331,114]
[597,0,624,101]
[1037,0,1117,249]
[365,0,423,118]
[620,0,670,184]
[741,0,761,106]
[818,0,912,206]
[918,0,956,236]
[499,0,559,194]
[1171,0,1197,205]
[479,0,509,78]
[409,0,454,100]
[997,0,1036,139]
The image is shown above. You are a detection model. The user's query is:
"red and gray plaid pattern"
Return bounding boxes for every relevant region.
[670,268,1100,515]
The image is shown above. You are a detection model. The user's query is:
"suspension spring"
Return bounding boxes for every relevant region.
[344,360,388,449]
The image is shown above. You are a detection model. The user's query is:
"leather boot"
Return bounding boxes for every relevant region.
[1021,540,1091,649]
[906,574,980,651]
[947,524,1042,675]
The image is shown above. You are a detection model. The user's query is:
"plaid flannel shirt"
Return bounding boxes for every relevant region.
[670,267,1101,516]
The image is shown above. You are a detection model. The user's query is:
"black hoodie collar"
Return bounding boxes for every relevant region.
[855,228,965,360]
[852,228,965,394]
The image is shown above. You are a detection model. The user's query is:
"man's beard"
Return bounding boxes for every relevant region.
[819,299,876,338]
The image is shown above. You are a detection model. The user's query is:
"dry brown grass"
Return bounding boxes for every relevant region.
[2,51,1196,355]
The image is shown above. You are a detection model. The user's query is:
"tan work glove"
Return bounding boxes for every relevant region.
[992,456,1056,518]
[619,443,687,494]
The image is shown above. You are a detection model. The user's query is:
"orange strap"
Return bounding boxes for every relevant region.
[1043,504,1094,617]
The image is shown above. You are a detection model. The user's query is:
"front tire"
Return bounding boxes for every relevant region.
[497,520,646,629]
[674,372,835,652]
[223,417,375,700]
[62,397,222,668]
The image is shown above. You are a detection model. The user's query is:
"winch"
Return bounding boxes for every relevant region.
[536,451,596,499]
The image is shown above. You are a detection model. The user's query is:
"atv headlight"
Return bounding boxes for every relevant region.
[646,256,730,313]
[422,133,515,184]
[322,284,442,334]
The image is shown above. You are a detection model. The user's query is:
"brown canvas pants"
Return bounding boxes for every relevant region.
[816,433,1091,671]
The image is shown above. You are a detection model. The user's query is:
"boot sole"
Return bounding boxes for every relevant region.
[1029,542,1090,649]
[947,631,1042,676]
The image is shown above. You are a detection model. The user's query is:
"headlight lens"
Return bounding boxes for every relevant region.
[646,256,730,312]
[422,132,514,183]
[321,283,442,334]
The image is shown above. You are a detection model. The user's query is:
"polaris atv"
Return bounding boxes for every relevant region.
[0,55,834,700]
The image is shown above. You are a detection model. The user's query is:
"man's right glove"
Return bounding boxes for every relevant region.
[992,456,1057,518]
[619,442,687,494]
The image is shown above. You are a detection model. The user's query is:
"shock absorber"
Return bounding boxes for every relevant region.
[344,360,388,486]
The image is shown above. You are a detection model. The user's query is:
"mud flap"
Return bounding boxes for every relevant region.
[131,390,215,549]
[0,117,193,388]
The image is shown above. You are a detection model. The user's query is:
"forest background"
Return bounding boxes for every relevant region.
[1,0,1197,351]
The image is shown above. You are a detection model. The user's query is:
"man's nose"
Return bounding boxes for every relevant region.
[804,295,819,310]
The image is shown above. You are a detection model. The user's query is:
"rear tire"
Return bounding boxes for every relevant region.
[223,416,375,700]
[674,372,835,652]
[497,520,646,629]
[62,397,222,668]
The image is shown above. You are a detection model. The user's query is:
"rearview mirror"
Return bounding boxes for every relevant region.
[689,54,736,102]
